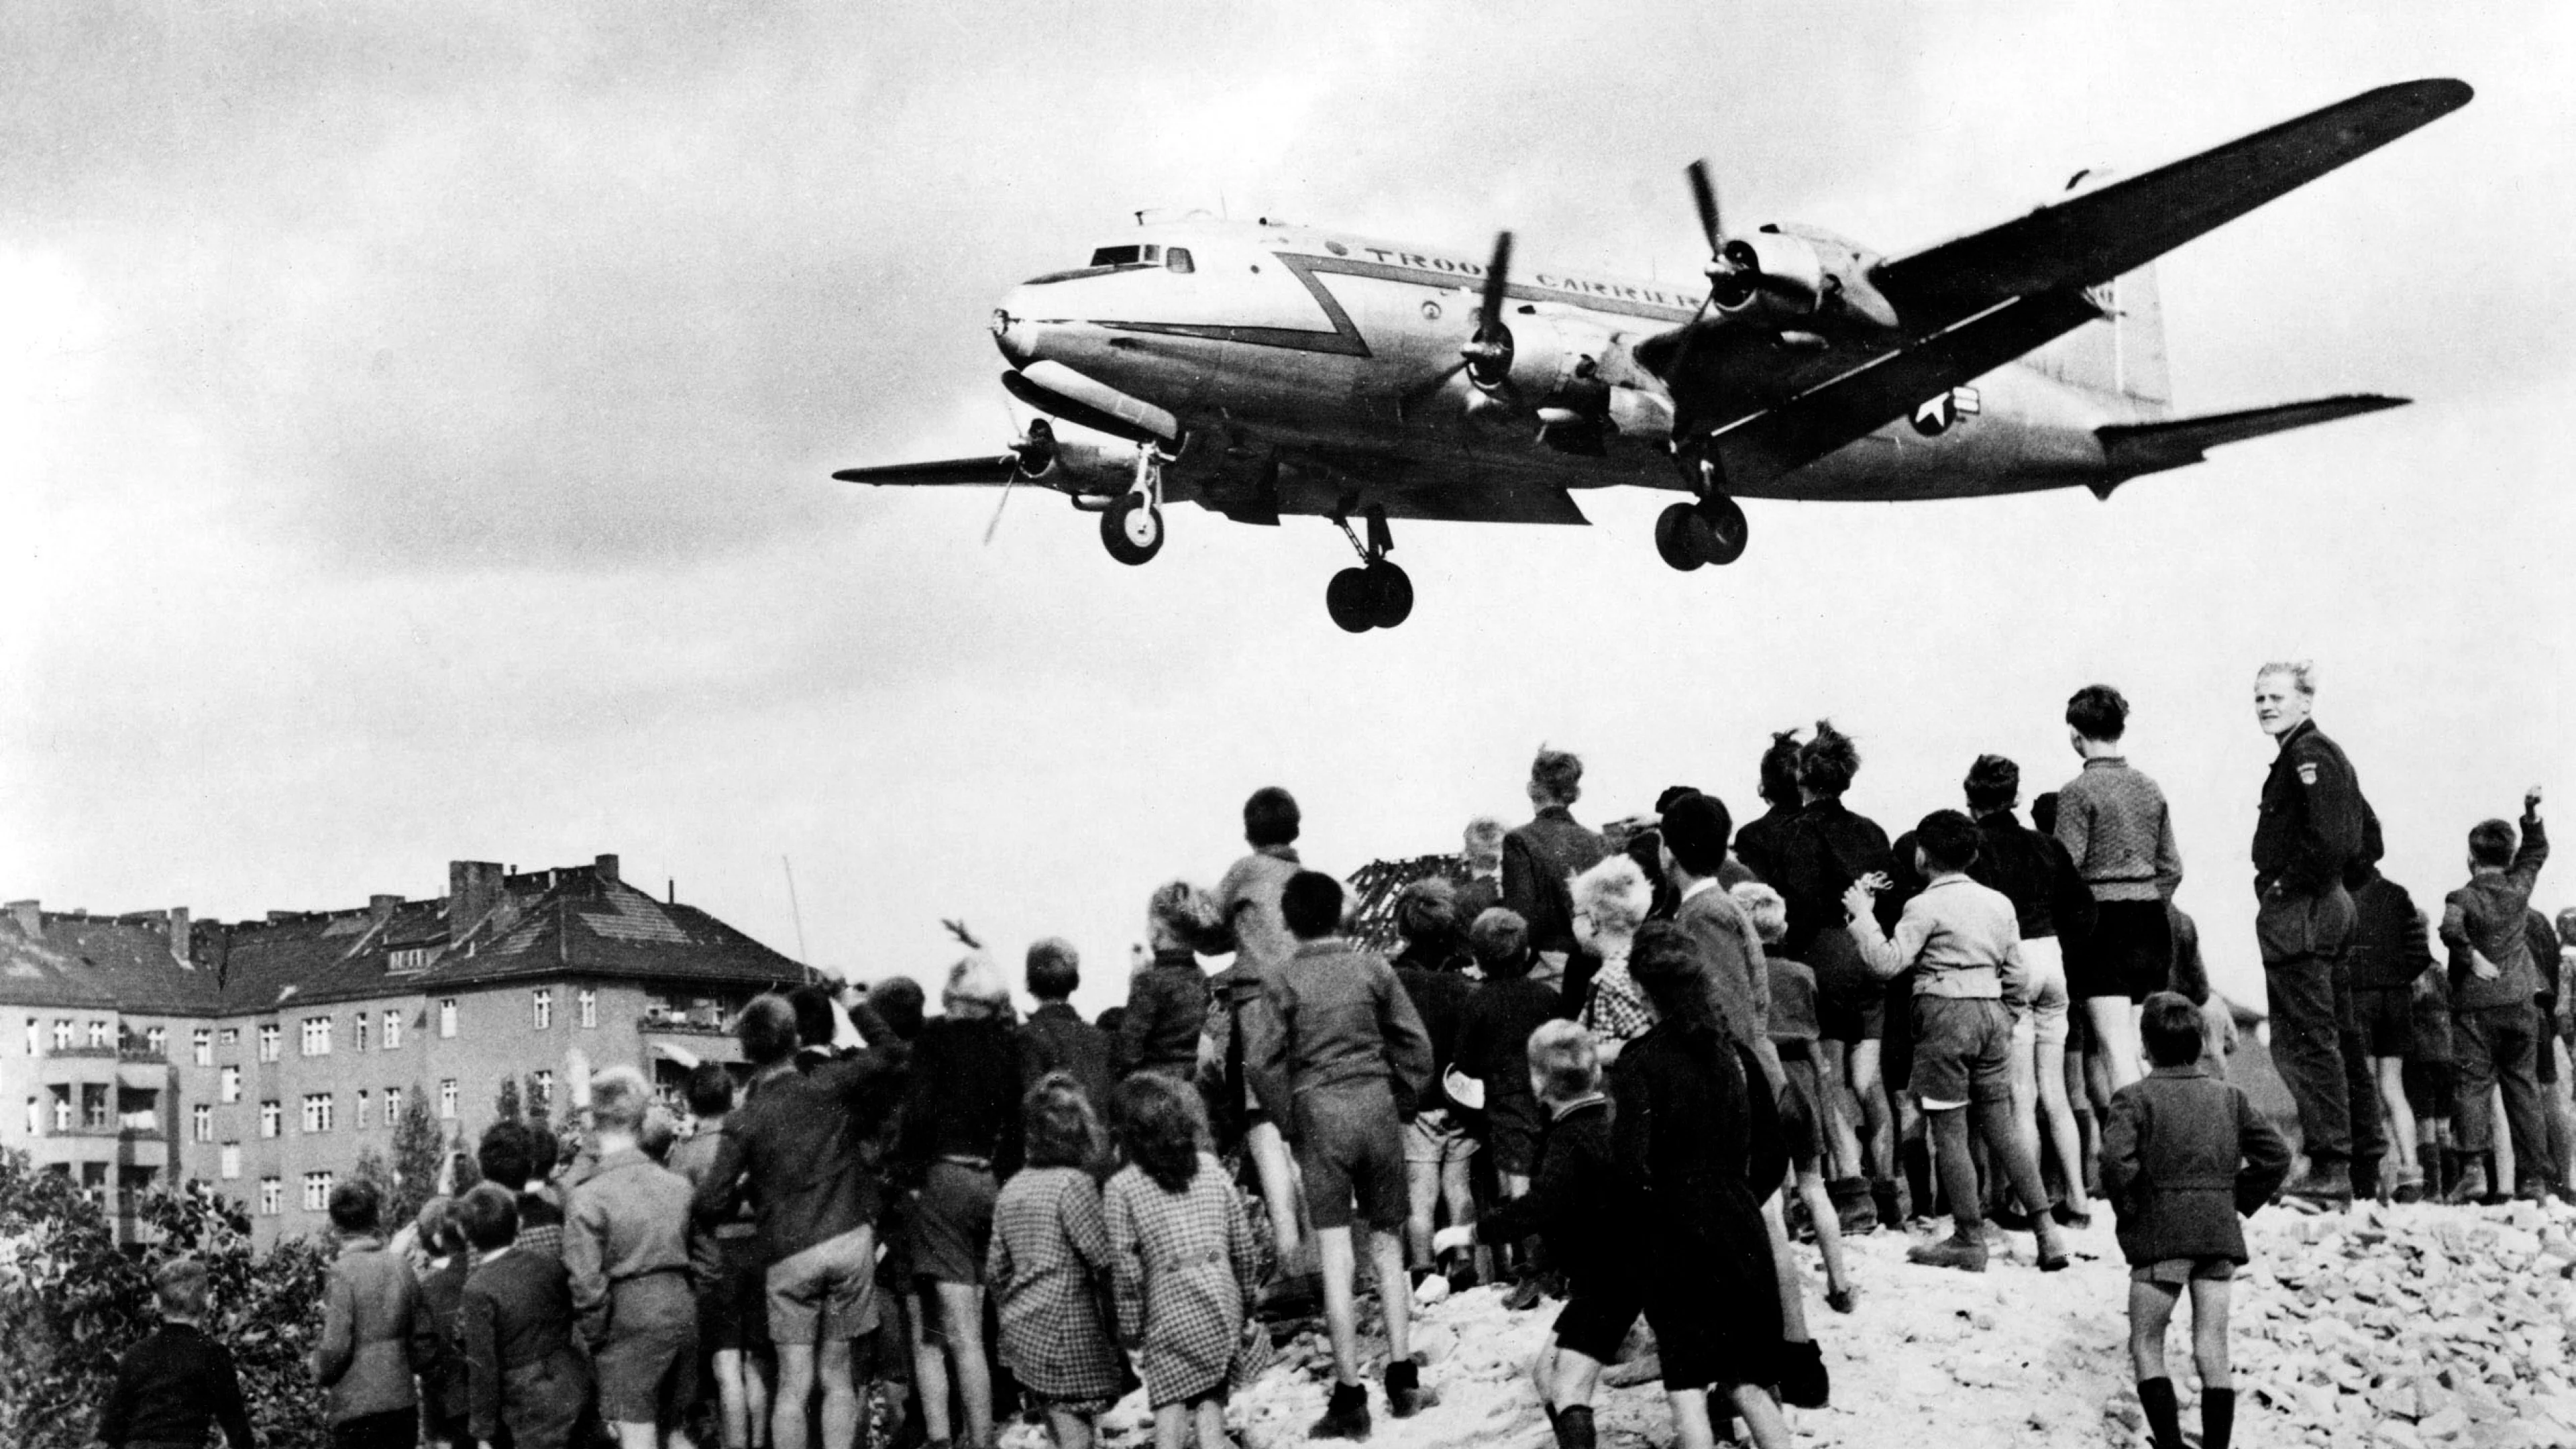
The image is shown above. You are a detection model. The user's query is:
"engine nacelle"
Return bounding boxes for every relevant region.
[1713,227,1900,331]
[1477,311,1614,412]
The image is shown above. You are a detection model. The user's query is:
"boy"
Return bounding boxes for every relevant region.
[2441,787,2549,1201]
[97,1258,255,1449]
[2102,992,2292,1449]
[460,1180,592,1449]
[1244,869,1436,1435]
[566,1066,702,1449]
[1436,1020,1630,1449]
[1454,906,1564,1309]
[1845,810,2070,1272]
[1020,936,1115,1110]
[312,1179,421,1449]
[667,1063,772,1449]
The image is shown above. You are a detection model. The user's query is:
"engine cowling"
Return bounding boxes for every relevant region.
[1712,228,1899,331]
[1471,311,1613,412]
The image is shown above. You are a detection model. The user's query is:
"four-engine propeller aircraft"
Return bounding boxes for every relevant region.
[837,79,2470,631]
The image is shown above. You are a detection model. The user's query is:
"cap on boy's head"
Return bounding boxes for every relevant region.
[154,1256,209,1319]
[735,993,800,1066]
[1526,1018,1600,1102]
[1468,907,1532,976]
[685,1062,736,1118]
[1963,754,2021,814]
[871,975,927,1040]
[786,985,840,1049]
[1530,747,1584,805]
[1730,881,1789,945]
[2065,684,2129,743]
[1279,871,1345,941]
[476,1120,535,1190]
[1244,787,1301,847]
[458,1181,521,1252]
[590,1065,652,1133]
[2468,818,2518,869]
[1914,810,1982,873]
[2139,991,2206,1069]
[1660,792,1733,877]
[327,1179,381,1235]
[1026,937,1081,1000]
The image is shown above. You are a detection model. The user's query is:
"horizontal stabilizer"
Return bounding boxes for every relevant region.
[2094,394,2408,482]
[833,455,1020,487]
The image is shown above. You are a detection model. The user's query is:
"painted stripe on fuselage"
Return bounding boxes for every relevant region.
[1087,251,1702,357]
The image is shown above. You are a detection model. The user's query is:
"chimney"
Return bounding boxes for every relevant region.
[5,900,36,936]
[448,861,504,929]
[168,907,192,967]
[370,894,401,927]
[594,854,621,890]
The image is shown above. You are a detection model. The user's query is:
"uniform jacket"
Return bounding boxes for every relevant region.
[2253,720,2369,899]
[1502,806,1609,957]
[313,1234,419,1424]
[2100,1065,2292,1266]
[690,1044,908,1263]
[2443,812,2549,1012]
[1116,951,1211,1079]
[1021,1002,1116,1110]
[2347,871,2437,991]
[1244,938,1434,1125]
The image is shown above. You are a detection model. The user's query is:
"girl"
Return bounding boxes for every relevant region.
[987,1074,1126,1449]
[1106,1074,1260,1449]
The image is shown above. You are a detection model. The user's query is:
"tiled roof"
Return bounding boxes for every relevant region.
[415,885,812,994]
[0,914,218,1014]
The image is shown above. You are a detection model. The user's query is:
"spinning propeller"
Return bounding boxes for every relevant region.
[981,414,1058,544]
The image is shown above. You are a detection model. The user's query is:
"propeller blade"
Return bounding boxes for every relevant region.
[981,470,1020,545]
[1477,231,1514,332]
[1687,160,1723,256]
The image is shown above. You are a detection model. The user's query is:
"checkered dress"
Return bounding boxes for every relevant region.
[1580,953,1655,1046]
[984,1167,1126,1407]
[1104,1155,1258,1407]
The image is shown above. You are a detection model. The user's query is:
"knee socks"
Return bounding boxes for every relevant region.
[2137,1377,2184,1449]
[2202,1387,2235,1449]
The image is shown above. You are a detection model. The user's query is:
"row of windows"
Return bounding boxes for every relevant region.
[249,1173,336,1216]
[21,989,603,1064]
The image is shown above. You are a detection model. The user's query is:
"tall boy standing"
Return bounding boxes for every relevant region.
[2441,788,2551,1201]
[566,1066,703,1449]
[311,1179,421,1449]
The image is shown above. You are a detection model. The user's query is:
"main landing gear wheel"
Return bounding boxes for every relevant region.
[1101,493,1163,566]
[1324,562,1413,633]
[1654,496,1750,570]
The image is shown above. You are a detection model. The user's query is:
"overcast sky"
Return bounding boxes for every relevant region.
[5,1,2570,1016]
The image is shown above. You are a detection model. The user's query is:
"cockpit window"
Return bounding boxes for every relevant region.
[1085,244,1166,269]
[1165,247,1194,274]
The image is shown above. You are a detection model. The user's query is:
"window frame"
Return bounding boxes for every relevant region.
[193,1028,213,1066]
[220,1142,241,1180]
[259,1100,281,1138]
[532,988,553,1031]
[301,1092,333,1134]
[382,1009,402,1049]
[219,1065,242,1103]
[438,999,458,1038]
[259,1177,282,1216]
[258,1023,281,1063]
[578,987,597,1030]
[193,1104,213,1142]
[438,1079,458,1120]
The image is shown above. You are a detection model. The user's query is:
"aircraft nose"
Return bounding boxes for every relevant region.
[991,286,1046,369]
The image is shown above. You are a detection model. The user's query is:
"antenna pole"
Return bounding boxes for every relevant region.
[780,855,811,965]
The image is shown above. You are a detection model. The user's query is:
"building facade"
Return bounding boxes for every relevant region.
[0,854,810,1243]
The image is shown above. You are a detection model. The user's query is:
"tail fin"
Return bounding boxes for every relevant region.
[2026,264,2171,418]
[2094,394,2407,486]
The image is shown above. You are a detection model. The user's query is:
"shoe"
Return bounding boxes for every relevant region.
[1552,1405,1596,1449]
[2280,1165,2355,1210]
[2447,1159,2490,1205]
[1988,1203,2035,1232]
[1828,1176,1878,1235]
[1825,1285,1859,1314]
[1905,1234,1988,1273]
[2035,1222,2071,1273]
[1445,1262,1481,1293]
[1385,1358,1435,1418]
[2351,1159,2382,1203]
[2050,1197,2093,1230]
[1777,1339,1829,1408]
[1311,1382,1371,1440]
[2516,1179,2553,1204]
[1501,1276,1546,1311]
[2390,1165,2425,1205]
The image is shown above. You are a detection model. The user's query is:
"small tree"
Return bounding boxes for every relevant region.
[524,1070,551,1130]
[493,1075,522,1124]
[388,1085,444,1226]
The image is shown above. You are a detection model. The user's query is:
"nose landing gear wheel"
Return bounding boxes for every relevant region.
[1101,494,1163,566]
[1656,502,1711,572]
[1697,493,1748,565]
[1326,567,1377,633]
[1365,562,1413,628]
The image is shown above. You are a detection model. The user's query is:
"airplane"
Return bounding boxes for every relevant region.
[836,79,2470,632]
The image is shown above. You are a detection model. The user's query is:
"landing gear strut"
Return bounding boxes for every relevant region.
[1656,448,1750,571]
[1100,445,1169,566]
[1324,502,1412,633]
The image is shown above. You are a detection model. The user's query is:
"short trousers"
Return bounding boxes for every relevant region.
[1552,1281,1646,1364]
[912,1159,1000,1286]
[1776,1055,1825,1169]
[1809,930,1885,1043]
[594,1273,699,1424]
[2352,986,2416,1060]
[1816,991,1886,1044]
[2402,1059,2456,1120]
[1908,996,2015,1110]
[2131,1256,2237,1286]
[2072,899,2173,1002]
[1484,1097,1544,1177]
[2012,936,2072,1050]
[1291,1085,1409,1232]
[699,1234,773,1354]
[1403,1108,1481,1167]
[766,1222,879,1345]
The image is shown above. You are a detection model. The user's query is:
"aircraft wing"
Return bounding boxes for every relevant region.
[1711,289,2106,486]
[1872,79,2471,328]
[832,455,1022,487]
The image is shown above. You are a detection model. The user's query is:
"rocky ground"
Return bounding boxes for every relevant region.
[1031,1197,2576,1449]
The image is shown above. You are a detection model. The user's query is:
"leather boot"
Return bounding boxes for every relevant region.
[2137,1377,2184,1449]
[1310,1381,1371,1440]
[2202,1387,2236,1449]
[1553,1405,1596,1449]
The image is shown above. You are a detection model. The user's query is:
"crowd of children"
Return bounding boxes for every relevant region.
[91,673,2565,1449]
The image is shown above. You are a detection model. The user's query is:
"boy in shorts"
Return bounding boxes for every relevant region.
[1845,811,2070,1273]
[1246,870,1436,1434]
[566,1065,702,1449]
[2102,993,2292,1449]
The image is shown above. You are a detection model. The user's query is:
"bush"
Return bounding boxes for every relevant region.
[0,1150,333,1449]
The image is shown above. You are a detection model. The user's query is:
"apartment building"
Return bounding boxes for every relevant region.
[0,853,812,1244]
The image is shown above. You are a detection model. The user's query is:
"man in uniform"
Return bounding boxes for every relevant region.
[2251,660,2371,1206]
